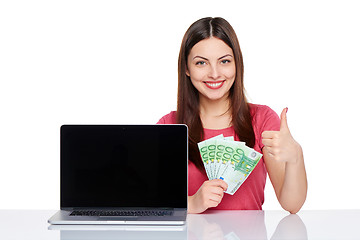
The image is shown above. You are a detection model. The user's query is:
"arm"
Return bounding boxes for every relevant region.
[262,108,307,214]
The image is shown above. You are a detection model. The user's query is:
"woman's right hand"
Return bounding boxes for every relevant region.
[188,179,228,214]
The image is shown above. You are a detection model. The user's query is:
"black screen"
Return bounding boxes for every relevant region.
[60,125,188,209]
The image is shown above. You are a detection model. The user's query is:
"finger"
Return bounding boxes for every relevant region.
[210,179,228,191]
[280,107,289,132]
[209,193,223,203]
[208,191,223,205]
[263,146,275,158]
[203,180,224,194]
[262,131,279,139]
[210,186,225,197]
[208,199,221,208]
[263,146,276,155]
[262,138,274,147]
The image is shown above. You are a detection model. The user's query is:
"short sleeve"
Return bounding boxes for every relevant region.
[156,111,177,124]
[156,116,166,124]
[251,104,281,150]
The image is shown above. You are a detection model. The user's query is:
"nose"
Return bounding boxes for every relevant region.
[208,65,221,80]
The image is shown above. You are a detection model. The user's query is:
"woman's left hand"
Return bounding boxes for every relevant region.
[261,108,302,164]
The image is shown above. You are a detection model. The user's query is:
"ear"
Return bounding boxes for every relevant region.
[185,65,190,77]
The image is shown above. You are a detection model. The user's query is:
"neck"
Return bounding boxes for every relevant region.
[199,95,231,118]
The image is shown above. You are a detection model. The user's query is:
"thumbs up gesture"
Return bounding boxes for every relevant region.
[261,108,301,163]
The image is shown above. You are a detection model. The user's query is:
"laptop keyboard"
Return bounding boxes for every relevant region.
[70,210,173,217]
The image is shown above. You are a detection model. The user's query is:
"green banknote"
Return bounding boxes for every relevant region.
[205,139,217,179]
[213,136,235,179]
[219,144,262,195]
[198,134,223,179]
[198,141,211,179]
[214,139,226,179]
[217,140,241,178]
[198,134,262,195]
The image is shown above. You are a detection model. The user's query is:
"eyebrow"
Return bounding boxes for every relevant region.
[193,54,233,61]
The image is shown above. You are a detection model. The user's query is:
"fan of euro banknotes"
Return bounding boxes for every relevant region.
[197,134,263,195]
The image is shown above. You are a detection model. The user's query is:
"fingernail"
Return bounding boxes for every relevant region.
[285,107,288,113]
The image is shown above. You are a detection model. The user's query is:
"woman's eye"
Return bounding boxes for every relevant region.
[195,61,206,66]
[221,59,231,64]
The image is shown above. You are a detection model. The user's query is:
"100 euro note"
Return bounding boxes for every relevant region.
[198,134,224,179]
[198,134,262,195]
[213,137,234,179]
[201,135,235,179]
[219,144,263,195]
[214,139,244,179]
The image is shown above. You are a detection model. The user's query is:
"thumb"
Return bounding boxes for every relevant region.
[280,107,289,131]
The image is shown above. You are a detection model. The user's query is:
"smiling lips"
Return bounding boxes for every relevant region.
[204,80,225,89]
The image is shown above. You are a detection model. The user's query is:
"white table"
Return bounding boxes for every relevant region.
[0,209,359,239]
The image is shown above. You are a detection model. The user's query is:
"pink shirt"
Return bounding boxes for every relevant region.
[157,104,280,210]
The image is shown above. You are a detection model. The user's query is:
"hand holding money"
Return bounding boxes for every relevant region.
[261,108,301,164]
[188,179,228,214]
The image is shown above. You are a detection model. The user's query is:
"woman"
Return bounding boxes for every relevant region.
[157,17,307,214]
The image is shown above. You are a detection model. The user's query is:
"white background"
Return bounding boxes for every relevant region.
[1,0,359,210]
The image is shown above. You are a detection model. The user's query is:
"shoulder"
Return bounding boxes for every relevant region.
[249,103,278,118]
[156,111,177,124]
[249,103,280,132]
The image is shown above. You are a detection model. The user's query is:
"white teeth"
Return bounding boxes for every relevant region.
[206,82,223,87]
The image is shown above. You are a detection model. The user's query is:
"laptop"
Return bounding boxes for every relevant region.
[48,124,188,225]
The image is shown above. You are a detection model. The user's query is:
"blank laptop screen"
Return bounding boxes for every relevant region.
[60,125,188,209]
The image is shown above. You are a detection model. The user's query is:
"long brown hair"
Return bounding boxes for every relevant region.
[177,17,255,171]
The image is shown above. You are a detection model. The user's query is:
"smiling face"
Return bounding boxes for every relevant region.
[186,37,236,102]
